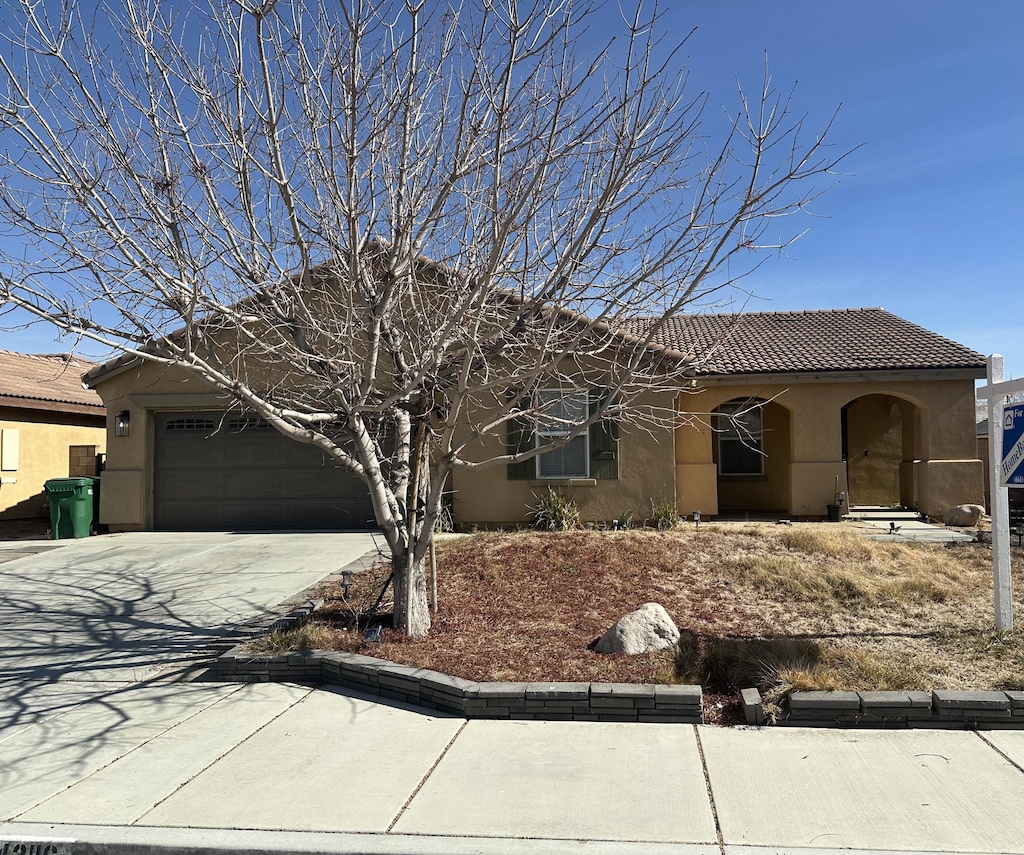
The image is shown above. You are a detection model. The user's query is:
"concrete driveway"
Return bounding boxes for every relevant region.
[0,531,379,726]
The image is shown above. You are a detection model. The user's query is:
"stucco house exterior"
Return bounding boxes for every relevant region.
[0,350,106,521]
[82,307,985,531]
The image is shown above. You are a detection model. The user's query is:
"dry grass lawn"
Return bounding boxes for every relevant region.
[249,524,1024,698]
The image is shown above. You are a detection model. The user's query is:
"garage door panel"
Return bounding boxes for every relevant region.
[154,412,376,531]
[155,437,230,468]
[156,470,219,502]
[284,467,357,497]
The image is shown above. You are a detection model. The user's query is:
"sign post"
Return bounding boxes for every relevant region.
[976,354,1022,631]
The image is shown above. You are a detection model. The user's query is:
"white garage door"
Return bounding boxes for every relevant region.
[154,412,377,531]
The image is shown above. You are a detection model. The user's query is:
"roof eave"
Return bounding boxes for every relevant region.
[0,394,106,416]
[693,366,987,385]
[82,354,145,388]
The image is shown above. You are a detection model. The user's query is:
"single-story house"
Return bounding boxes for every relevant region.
[82,307,985,531]
[453,308,985,525]
[0,350,106,520]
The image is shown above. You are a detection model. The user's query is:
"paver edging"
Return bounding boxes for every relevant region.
[766,687,1024,730]
[217,647,1024,729]
[217,647,703,723]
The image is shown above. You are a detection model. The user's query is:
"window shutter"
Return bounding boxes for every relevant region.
[589,390,619,480]
[506,395,535,480]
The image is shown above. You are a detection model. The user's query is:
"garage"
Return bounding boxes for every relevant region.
[153,412,377,531]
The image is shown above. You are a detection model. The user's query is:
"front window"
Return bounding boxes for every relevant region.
[536,390,589,478]
[717,400,763,475]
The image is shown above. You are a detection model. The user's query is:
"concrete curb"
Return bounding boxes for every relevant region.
[0,824,716,855]
[2,824,1017,855]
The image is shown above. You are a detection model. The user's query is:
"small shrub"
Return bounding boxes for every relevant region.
[650,499,678,531]
[614,509,634,530]
[530,488,581,531]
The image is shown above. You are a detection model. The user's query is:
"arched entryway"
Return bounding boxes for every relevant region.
[841,393,924,508]
[713,397,792,513]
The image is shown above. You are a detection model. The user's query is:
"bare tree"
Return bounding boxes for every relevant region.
[0,0,849,636]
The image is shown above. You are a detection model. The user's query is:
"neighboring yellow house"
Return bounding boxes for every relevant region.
[0,350,107,521]
[82,306,985,531]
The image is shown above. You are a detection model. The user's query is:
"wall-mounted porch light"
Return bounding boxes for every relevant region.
[115,410,130,437]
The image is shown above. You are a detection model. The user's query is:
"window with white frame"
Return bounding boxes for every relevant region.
[716,400,764,476]
[535,389,589,478]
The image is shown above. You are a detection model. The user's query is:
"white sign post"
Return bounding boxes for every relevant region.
[976,354,1021,631]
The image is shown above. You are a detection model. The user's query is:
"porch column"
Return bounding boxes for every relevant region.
[674,411,718,516]
[788,399,847,516]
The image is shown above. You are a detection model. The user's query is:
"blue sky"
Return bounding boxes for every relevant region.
[611,0,1022,380]
[1,0,1021,381]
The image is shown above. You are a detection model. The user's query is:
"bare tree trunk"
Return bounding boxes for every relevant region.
[392,542,431,637]
[390,413,432,637]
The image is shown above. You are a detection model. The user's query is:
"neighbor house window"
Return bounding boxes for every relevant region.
[717,400,763,476]
[536,389,589,478]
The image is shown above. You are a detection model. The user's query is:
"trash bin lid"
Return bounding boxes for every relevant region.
[44,477,95,491]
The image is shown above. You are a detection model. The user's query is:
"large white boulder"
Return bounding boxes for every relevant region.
[595,602,680,655]
[943,504,985,527]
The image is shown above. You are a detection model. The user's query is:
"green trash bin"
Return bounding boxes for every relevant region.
[44,477,95,539]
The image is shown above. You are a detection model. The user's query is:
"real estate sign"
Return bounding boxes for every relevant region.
[1002,405,1024,487]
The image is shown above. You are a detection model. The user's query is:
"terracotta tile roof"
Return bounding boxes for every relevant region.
[0,350,104,411]
[625,308,986,377]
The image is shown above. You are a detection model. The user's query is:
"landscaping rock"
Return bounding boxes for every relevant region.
[943,504,984,526]
[595,603,679,654]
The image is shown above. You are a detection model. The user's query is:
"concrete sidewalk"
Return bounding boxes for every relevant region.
[2,681,1022,855]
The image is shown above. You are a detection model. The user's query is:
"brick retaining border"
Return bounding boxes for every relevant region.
[218,648,704,723]
[778,689,1024,729]
[217,648,1024,729]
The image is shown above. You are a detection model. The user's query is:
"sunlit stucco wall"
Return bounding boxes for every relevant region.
[0,408,106,519]
[675,374,982,519]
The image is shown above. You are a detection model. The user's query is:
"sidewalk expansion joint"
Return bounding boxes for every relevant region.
[385,718,468,833]
[7,681,257,823]
[692,724,725,855]
[132,683,318,824]
[974,730,1024,775]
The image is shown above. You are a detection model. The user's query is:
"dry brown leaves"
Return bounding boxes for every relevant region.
[293,524,1023,692]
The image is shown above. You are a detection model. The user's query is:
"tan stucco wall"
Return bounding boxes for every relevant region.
[90,352,983,529]
[979,433,990,511]
[92,359,678,531]
[675,375,982,518]
[0,408,106,519]
[451,390,677,527]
